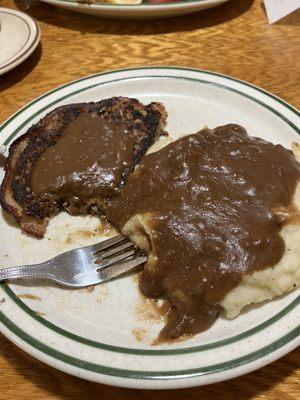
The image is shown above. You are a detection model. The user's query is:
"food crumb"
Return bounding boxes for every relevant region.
[18,294,41,301]
[86,285,95,293]
[35,311,46,317]
[65,229,98,244]
[0,298,5,303]
[132,328,148,342]
[97,219,118,237]
[97,286,108,302]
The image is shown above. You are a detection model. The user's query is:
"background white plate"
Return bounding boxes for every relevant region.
[0,8,40,76]
[0,67,299,389]
[39,0,229,19]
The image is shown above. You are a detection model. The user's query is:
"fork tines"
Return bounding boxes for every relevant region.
[92,234,138,271]
[92,234,127,254]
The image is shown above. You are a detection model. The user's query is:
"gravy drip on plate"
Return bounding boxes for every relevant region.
[107,124,300,339]
[31,112,136,201]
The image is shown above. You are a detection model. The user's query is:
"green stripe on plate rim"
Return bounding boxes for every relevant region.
[1,73,300,148]
[0,67,299,357]
[0,308,299,379]
[2,284,300,355]
[1,67,299,137]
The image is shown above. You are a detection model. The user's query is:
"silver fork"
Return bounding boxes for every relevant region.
[0,235,147,288]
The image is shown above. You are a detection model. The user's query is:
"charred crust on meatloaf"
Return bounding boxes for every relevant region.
[0,97,167,224]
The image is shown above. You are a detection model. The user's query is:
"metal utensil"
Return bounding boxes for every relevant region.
[0,234,147,287]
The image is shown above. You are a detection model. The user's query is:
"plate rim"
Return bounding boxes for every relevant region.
[1,67,299,136]
[0,66,299,388]
[0,69,299,357]
[39,0,228,10]
[0,311,299,381]
[2,284,299,356]
[0,8,41,76]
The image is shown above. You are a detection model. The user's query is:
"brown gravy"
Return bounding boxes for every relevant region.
[107,125,300,339]
[31,113,136,201]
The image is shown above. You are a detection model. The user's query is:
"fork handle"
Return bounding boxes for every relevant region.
[0,261,55,282]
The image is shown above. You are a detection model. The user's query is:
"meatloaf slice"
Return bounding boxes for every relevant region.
[0,97,167,237]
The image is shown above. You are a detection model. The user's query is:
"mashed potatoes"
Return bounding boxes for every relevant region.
[222,175,300,318]
[123,138,300,320]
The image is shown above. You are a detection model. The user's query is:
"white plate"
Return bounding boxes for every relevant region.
[0,67,299,389]
[0,8,40,76]
[39,0,229,18]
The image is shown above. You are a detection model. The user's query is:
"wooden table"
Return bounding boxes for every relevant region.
[0,0,299,398]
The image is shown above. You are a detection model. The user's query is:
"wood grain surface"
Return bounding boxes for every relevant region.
[0,0,299,398]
